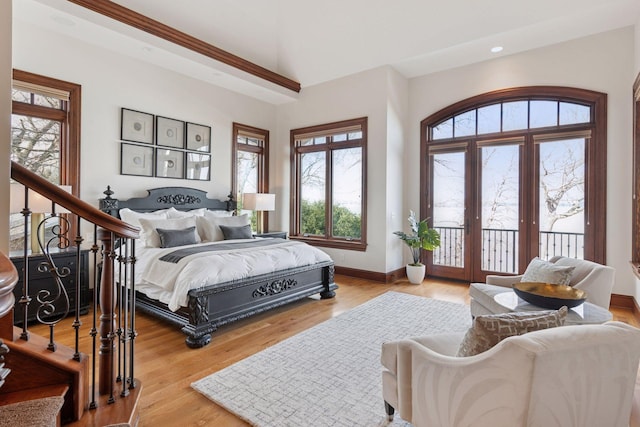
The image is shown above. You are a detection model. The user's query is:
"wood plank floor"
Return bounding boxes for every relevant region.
[30,275,640,426]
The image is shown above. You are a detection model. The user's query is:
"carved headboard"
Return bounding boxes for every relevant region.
[99,186,236,218]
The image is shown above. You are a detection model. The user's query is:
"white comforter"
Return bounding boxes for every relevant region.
[133,238,332,311]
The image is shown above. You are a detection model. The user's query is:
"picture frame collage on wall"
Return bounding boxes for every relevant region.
[120,108,212,180]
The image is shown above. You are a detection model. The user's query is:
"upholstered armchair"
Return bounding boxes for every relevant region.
[381,321,640,427]
[484,256,615,309]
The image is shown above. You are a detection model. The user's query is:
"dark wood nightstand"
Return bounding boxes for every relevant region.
[253,231,288,239]
[10,248,90,324]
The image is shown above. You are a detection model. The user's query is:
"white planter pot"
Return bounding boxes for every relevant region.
[406,264,426,284]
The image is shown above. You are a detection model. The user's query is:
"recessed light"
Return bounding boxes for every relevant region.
[491,46,503,53]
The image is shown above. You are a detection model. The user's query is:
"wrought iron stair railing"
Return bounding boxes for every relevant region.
[7,160,140,422]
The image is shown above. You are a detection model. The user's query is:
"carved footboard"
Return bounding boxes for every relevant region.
[134,261,337,348]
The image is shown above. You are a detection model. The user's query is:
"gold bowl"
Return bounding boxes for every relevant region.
[513,282,587,309]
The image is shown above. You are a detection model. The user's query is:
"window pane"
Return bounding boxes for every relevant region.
[530,100,558,128]
[332,147,362,239]
[432,151,465,268]
[481,144,520,273]
[313,137,326,145]
[502,101,528,131]
[559,102,590,125]
[332,133,347,142]
[477,104,501,134]
[12,89,30,103]
[11,115,61,184]
[33,94,62,109]
[454,110,476,137]
[246,137,261,146]
[236,151,258,220]
[348,131,362,139]
[538,138,585,260]
[432,118,453,140]
[300,152,326,236]
[298,138,313,146]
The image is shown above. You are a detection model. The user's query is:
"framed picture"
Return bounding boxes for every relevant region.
[156,116,185,148]
[186,153,211,181]
[121,143,154,176]
[186,122,211,152]
[121,108,154,144]
[156,148,184,179]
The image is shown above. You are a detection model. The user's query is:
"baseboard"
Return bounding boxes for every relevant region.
[334,266,405,283]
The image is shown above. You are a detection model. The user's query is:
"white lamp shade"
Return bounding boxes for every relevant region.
[243,193,275,211]
[10,183,73,214]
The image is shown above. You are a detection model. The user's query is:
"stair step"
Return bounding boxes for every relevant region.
[3,327,88,423]
[0,383,68,427]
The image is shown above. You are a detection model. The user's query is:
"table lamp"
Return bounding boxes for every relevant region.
[242,193,275,234]
[10,183,72,254]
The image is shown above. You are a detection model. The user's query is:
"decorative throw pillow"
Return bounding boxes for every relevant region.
[138,216,200,248]
[219,224,254,240]
[521,257,575,285]
[456,306,568,357]
[197,214,250,242]
[157,226,198,248]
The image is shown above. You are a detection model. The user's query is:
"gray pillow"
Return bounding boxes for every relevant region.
[219,224,254,240]
[156,226,198,248]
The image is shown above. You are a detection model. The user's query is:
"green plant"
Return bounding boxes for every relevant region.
[393,210,441,266]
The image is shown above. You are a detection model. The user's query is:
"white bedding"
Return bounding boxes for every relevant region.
[132,238,332,311]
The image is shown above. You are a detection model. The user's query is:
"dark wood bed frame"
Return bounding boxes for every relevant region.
[100,186,337,348]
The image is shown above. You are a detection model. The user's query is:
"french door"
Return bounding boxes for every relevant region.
[421,87,605,283]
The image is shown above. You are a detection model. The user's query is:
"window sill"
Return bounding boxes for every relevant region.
[289,235,367,251]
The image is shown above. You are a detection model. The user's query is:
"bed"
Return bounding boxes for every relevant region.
[99,186,337,348]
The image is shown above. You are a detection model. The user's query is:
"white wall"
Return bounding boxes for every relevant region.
[408,27,635,296]
[0,1,11,252]
[12,22,277,218]
[275,67,395,271]
[385,68,409,272]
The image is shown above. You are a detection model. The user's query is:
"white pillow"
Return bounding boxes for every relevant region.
[521,257,575,286]
[138,216,200,248]
[203,209,234,218]
[119,208,168,229]
[166,207,207,218]
[197,214,250,242]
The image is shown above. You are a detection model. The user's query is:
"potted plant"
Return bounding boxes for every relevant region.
[393,210,441,284]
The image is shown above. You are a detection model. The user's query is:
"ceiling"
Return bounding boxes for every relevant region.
[15,0,640,104]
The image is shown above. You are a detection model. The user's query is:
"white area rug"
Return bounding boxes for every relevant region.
[192,291,471,427]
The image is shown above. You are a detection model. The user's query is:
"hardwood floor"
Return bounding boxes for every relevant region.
[30,275,640,426]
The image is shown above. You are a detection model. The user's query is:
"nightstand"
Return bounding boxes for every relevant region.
[253,231,288,239]
[10,248,90,324]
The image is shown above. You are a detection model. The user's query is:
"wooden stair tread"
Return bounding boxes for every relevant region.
[0,383,69,406]
[66,380,142,427]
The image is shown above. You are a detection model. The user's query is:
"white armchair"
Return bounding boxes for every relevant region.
[381,321,640,427]
[485,256,615,309]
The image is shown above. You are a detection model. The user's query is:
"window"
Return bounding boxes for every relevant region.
[290,117,367,251]
[422,87,606,282]
[10,70,81,251]
[232,123,269,230]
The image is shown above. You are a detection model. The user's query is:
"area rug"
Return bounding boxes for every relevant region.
[192,291,471,426]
